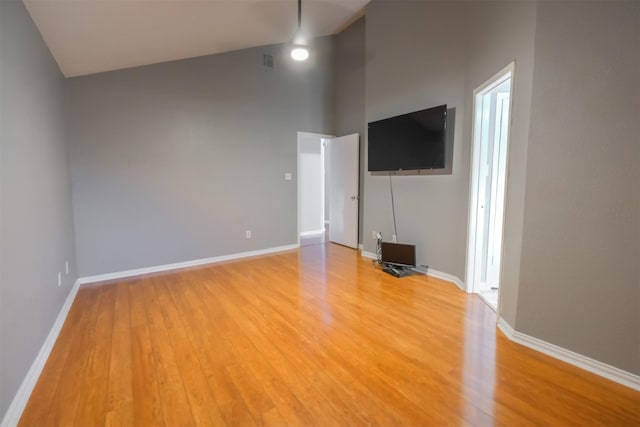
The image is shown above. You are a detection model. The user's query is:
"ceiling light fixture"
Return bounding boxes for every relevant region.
[290,0,309,61]
[291,46,309,61]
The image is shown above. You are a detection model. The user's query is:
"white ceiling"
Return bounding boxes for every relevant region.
[24,0,370,78]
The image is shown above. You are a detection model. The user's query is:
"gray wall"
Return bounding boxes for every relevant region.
[517,1,640,375]
[67,39,335,277]
[362,0,537,316]
[0,0,77,419]
[334,17,366,243]
[463,1,537,324]
[361,0,640,376]
[363,1,468,276]
[2,6,638,422]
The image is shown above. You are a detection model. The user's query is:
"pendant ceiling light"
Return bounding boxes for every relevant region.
[290,0,309,61]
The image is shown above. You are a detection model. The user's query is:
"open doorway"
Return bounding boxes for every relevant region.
[297,132,332,247]
[297,132,360,249]
[466,63,514,312]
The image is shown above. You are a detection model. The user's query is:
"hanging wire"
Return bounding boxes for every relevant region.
[389,175,398,242]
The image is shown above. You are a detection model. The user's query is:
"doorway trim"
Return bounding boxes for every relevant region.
[465,62,515,313]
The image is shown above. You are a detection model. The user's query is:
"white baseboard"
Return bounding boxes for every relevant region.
[360,251,465,291]
[78,243,300,285]
[300,229,325,237]
[361,250,376,259]
[423,268,465,291]
[1,279,81,427]
[497,318,640,392]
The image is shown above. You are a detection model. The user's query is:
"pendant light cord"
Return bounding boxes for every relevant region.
[389,175,398,241]
[297,0,302,31]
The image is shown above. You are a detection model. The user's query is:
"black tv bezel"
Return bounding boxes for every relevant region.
[367,104,447,172]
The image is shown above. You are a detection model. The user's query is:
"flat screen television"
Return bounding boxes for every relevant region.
[381,242,416,268]
[368,104,447,172]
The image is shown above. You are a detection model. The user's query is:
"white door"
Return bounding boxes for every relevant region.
[328,134,359,249]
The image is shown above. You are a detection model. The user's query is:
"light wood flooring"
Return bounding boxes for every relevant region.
[19,243,640,426]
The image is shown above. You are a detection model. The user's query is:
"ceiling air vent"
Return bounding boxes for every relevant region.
[263,54,274,68]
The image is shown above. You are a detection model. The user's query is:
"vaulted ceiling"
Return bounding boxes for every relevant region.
[24,0,370,77]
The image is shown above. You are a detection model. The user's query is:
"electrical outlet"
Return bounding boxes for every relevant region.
[246,230,252,239]
[392,234,397,243]
[65,261,69,275]
[371,230,377,239]
[57,272,62,287]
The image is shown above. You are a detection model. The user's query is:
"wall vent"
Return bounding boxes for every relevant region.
[263,54,274,68]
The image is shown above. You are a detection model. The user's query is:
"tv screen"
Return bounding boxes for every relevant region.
[368,104,447,172]
[381,242,416,268]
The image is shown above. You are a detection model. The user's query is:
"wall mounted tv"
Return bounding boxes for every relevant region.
[368,104,447,172]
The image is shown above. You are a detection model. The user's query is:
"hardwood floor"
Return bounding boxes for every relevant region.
[19,243,640,426]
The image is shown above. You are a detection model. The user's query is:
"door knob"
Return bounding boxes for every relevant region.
[351,195,359,200]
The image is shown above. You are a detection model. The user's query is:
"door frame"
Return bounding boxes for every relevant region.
[465,62,515,313]
[296,131,334,247]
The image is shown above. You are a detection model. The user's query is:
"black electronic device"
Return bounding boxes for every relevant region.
[368,104,447,172]
[381,242,416,268]
[382,265,412,278]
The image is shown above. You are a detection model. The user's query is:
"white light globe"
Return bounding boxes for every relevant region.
[291,46,309,61]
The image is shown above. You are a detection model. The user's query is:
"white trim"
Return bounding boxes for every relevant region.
[300,229,325,237]
[320,141,326,230]
[359,251,466,291]
[465,61,515,311]
[358,243,364,251]
[297,133,301,248]
[78,244,299,285]
[497,318,640,392]
[475,63,514,96]
[423,268,465,291]
[361,250,376,260]
[1,279,81,427]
